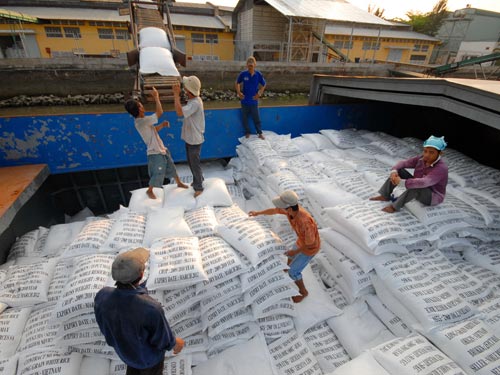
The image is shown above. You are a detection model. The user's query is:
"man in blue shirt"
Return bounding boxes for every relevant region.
[235,56,266,139]
[94,247,184,375]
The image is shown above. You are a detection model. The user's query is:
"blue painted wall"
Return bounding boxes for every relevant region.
[0,104,376,174]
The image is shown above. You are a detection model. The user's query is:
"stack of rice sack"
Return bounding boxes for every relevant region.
[2,128,500,375]
[138,24,179,77]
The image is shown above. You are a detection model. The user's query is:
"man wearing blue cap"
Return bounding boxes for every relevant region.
[369,135,448,213]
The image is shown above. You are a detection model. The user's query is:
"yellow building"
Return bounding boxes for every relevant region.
[0,7,133,58]
[169,2,234,61]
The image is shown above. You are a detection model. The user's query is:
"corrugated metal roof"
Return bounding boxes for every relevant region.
[0,8,39,23]
[326,24,440,42]
[1,6,128,22]
[169,13,227,29]
[264,0,394,26]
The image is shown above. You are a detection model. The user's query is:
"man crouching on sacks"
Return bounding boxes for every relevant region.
[94,248,184,375]
[249,190,320,303]
[370,135,448,213]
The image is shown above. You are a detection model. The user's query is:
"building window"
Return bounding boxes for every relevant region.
[363,41,380,50]
[421,45,429,52]
[206,33,218,44]
[64,27,81,39]
[333,41,343,49]
[115,29,130,40]
[410,55,426,64]
[98,28,114,39]
[192,33,204,43]
[413,44,421,51]
[45,26,63,38]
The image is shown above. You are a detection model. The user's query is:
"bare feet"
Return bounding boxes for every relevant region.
[177,182,189,189]
[369,195,389,202]
[146,188,156,199]
[382,205,396,213]
[292,290,308,303]
[194,190,203,198]
[258,134,265,140]
[245,133,250,139]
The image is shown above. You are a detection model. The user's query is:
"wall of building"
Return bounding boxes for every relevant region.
[464,12,500,41]
[456,41,498,63]
[324,34,436,64]
[173,27,234,61]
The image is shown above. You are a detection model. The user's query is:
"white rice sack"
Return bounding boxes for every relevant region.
[192,333,275,375]
[405,199,467,225]
[102,212,146,251]
[319,228,376,273]
[203,295,253,337]
[305,182,361,209]
[454,261,500,294]
[317,160,354,179]
[163,355,192,375]
[139,26,170,49]
[17,351,83,375]
[197,237,247,292]
[128,187,164,212]
[257,314,295,339]
[288,165,332,185]
[423,319,500,375]
[47,259,74,303]
[147,236,207,291]
[109,360,126,375]
[142,206,192,247]
[172,316,203,338]
[243,138,278,166]
[214,204,248,226]
[0,258,57,307]
[364,294,412,337]
[68,340,117,359]
[320,241,372,301]
[478,297,500,336]
[324,202,419,253]
[62,218,114,258]
[331,351,390,375]
[266,170,304,198]
[463,185,500,207]
[163,184,196,210]
[303,321,350,373]
[0,356,17,375]
[195,178,233,208]
[42,221,85,257]
[272,137,302,158]
[184,206,218,238]
[57,326,107,352]
[268,330,322,375]
[327,300,395,358]
[373,253,477,331]
[7,229,39,261]
[208,322,259,353]
[239,255,288,292]
[163,284,201,319]
[177,333,208,355]
[334,174,379,201]
[0,307,32,358]
[216,220,285,266]
[320,129,359,149]
[291,136,317,153]
[200,277,242,316]
[464,243,500,275]
[52,254,114,323]
[302,133,335,150]
[80,355,110,375]
[371,334,466,375]
[139,46,179,76]
[293,265,343,335]
[371,274,422,331]
[326,285,349,311]
[17,304,58,353]
[244,273,298,312]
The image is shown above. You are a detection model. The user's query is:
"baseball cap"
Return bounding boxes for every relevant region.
[423,135,447,151]
[111,247,150,283]
[182,76,201,97]
[272,190,299,209]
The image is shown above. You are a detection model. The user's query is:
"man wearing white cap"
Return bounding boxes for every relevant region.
[370,135,449,213]
[172,76,205,197]
[249,190,320,303]
[94,248,184,375]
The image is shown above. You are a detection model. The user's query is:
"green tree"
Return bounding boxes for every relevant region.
[402,0,448,36]
[367,4,385,18]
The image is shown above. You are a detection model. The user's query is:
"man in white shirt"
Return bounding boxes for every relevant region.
[125,87,187,199]
[172,76,205,197]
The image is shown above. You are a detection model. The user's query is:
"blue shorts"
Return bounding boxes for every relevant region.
[287,250,314,281]
[148,152,176,188]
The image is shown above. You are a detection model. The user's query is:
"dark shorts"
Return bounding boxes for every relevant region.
[147,152,176,188]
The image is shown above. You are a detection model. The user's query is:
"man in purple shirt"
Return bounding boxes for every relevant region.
[369,135,448,213]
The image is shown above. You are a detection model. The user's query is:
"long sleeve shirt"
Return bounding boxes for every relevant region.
[393,155,448,206]
[94,284,176,369]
